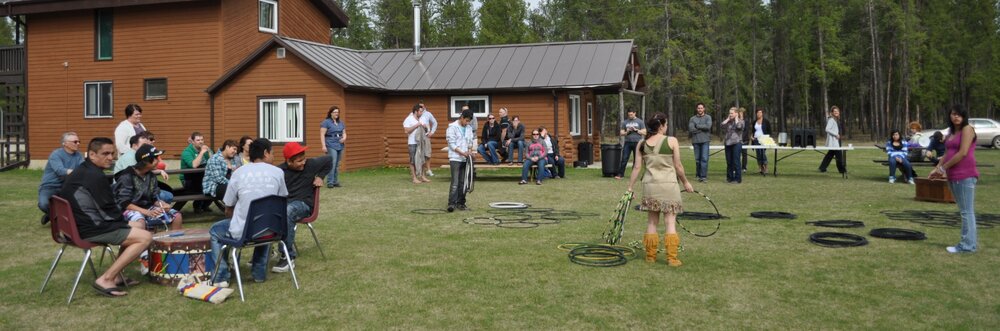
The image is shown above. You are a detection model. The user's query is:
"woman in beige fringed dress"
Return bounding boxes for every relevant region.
[627,112,695,266]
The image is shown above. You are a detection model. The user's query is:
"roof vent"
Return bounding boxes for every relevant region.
[276,47,286,59]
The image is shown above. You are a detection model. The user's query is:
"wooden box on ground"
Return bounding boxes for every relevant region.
[914,178,955,203]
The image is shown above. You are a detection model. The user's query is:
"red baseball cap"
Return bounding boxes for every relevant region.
[283,142,308,160]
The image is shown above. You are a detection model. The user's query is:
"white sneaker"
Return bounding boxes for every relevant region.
[946,246,958,253]
[426,170,435,177]
[908,178,915,185]
[888,177,896,184]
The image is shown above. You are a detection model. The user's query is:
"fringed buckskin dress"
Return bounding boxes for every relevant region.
[637,137,683,214]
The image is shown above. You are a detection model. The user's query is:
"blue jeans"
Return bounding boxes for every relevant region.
[949,177,978,252]
[546,155,565,178]
[725,143,742,182]
[38,185,60,214]
[521,157,547,182]
[618,141,638,177]
[327,148,342,185]
[210,219,270,283]
[448,161,468,206]
[478,141,500,164]
[752,138,768,165]
[507,141,525,162]
[888,156,912,180]
[693,142,710,179]
[284,200,312,259]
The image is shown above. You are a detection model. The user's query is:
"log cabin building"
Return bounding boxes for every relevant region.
[4,0,645,170]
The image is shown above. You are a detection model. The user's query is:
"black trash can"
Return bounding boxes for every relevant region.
[577,142,594,165]
[601,144,622,177]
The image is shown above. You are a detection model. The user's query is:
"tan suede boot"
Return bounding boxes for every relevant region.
[664,233,683,267]
[643,233,659,263]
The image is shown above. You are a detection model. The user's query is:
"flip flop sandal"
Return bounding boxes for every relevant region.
[92,282,127,297]
[116,277,140,287]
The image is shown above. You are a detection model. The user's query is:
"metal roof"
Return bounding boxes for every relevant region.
[360,40,636,92]
[208,36,640,94]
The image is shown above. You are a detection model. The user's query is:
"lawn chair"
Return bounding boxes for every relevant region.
[40,196,126,304]
[293,187,326,259]
[211,195,299,302]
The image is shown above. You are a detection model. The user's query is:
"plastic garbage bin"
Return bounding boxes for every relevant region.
[601,144,622,177]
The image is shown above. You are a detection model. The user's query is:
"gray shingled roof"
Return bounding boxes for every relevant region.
[209,36,637,93]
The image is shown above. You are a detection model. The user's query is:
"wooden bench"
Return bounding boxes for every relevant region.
[441,161,553,181]
[872,160,993,167]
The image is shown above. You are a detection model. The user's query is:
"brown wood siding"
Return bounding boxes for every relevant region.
[213,48,395,170]
[222,0,330,71]
[342,92,385,169]
[26,3,220,160]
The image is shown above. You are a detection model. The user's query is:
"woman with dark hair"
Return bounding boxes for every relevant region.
[320,106,346,187]
[751,108,772,175]
[929,106,979,253]
[924,131,946,165]
[886,130,914,184]
[235,135,253,168]
[627,112,695,266]
[721,107,744,183]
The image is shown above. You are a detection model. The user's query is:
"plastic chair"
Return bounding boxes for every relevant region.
[40,196,125,304]
[211,195,299,302]
[293,187,325,259]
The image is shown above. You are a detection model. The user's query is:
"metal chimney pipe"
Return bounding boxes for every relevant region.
[412,1,421,56]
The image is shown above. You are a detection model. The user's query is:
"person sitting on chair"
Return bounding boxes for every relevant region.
[275,142,331,273]
[886,130,914,184]
[38,131,84,225]
[477,114,502,164]
[506,116,526,164]
[59,137,152,297]
[113,144,184,230]
[210,138,288,286]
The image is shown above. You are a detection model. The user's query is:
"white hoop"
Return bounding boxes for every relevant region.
[489,202,530,209]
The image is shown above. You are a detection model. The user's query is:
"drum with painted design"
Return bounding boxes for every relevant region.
[148,229,214,286]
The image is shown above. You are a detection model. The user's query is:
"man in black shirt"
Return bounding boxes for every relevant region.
[59,137,152,297]
[275,142,331,272]
[477,114,502,164]
[498,107,510,162]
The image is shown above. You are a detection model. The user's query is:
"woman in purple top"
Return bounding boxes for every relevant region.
[929,105,979,253]
[320,106,346,188]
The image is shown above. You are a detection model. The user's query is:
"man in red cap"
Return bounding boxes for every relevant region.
[275,142,332,272]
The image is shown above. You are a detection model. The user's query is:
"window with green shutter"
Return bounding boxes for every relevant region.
[95,9,113,60]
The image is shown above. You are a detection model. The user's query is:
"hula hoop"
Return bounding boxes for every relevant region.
[487,208,525,214]
[603,191,634,245]
[809,232,868,248]
[493,214,531,222]
[526,218,560,225]
[521,208,554,213]
[464,155,475,194]
[806,220,866,228]
[675,191,722,237]
[463,217,499,225]
[410,209,448,215]
[495,222,539,229]
[489,202,530,209]
[568,246,628,267]
[869,228,927,240]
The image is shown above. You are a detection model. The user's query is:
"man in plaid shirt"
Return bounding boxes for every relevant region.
[202,140,240,198]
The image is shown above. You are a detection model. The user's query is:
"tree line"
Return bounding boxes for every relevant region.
[332,0,1000,139]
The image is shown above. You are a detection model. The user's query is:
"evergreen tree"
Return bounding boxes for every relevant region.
[429,0,476,47]
[478,0,533,45]
[331,0,378,50]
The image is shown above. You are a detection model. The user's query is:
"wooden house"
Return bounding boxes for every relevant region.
[6,0,645,170]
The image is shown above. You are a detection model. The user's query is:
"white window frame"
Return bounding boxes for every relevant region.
[587,102,594,137]
[258,0,278,34]
[569,94,581,136]
[450,95,490,118]
[84,81,114,119]
[259,98,303,143]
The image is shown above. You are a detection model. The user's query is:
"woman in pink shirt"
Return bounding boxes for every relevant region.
[928,106,979,253]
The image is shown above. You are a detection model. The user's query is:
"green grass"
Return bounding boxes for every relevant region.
[1,148,999,329]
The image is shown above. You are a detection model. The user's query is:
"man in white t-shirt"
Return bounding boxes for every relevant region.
[209,138,288,287]
[403,104,429,184]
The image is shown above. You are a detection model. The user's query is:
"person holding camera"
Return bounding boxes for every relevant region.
[616,109,646,179]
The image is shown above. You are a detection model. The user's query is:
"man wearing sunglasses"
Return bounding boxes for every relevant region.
[477,114,502,164]
[38,131,84,225]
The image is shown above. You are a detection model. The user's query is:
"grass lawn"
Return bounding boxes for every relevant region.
[1,147,998,329]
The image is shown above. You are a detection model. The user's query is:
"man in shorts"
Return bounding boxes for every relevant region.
[58,137,152,297]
